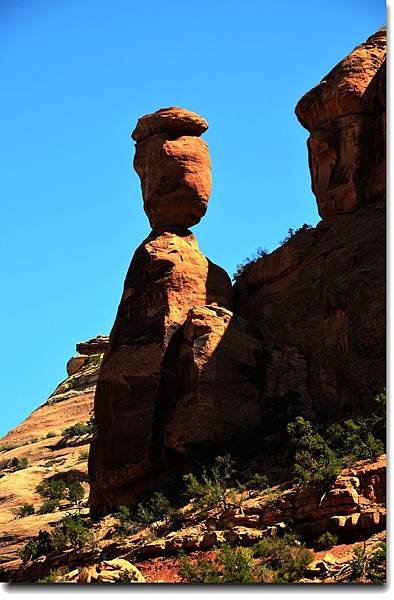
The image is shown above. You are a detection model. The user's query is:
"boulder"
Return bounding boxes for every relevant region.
[133,108,211,228]
[76,335,109,356]
[132,106,208,143]
[66,355,88,376]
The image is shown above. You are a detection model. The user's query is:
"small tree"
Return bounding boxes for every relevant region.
[36,478,67,501]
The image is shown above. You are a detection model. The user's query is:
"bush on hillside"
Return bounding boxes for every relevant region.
[16,503,35,518]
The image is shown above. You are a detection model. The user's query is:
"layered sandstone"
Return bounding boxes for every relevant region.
[133,107,211,228]
[164,306,262,452]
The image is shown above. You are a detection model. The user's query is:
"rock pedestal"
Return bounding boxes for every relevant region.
[89,109,262,517]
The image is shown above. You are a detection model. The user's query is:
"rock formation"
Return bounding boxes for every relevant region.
[295,30,386,217]
[89,108,262,517]
[133,107,212,228]
[89,32,385,517]
[235,31,386,421]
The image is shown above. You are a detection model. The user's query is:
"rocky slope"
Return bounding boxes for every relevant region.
[5,454,387,583]
[0,336,107,571]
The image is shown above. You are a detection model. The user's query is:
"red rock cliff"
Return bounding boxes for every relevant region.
[235,31,386,422]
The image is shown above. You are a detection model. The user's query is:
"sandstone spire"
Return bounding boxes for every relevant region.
[88,107,263,517]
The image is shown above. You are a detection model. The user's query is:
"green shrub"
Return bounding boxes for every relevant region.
[287,390,386,492]
[113,505,140,536]
[183,470,223,513]
[349,545,368,580]
[114,505,132,523]
[36,478,67,501]
[68,481,85,505]
[280,224,312,246]
[16,503,35,518]
[18,516,92,562]
[233,247,268,281]
[4,456,29,472]
[253,533,313,583]
[37,573,57,583]
[135,491,172,525]
[0,443,18,452]
[29,438,39,444]
[40,499,59,514]
[368,542,386,583]
[247,473,269,491]
[317,531,338,550]
[62,421,93,437]
[18,530,53,563]
[326,419,384,465]
[183,454,235,513]
[45,432,57,439]
[88,354,103,367]
[180,544,255,584]
[78,449,89,461]
[287,417,341,489]
[348,542,386,583]
[51,515,92,551]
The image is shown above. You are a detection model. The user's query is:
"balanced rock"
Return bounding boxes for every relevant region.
[133,107,212,228]
[295,30,386,217]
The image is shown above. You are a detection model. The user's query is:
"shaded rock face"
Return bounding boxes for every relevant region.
[236,31,386,421]
[164,305,263,452]
[295,31,386,218]
[89,231,246,516]
[133,107,212,228]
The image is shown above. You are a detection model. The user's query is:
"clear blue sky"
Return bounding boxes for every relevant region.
[0,0,386,437]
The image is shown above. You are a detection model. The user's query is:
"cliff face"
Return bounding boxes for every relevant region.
[295,30,386,218]
[235,31,386,422]
[89,32,385,517]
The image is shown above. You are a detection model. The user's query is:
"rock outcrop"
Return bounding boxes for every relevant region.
[90,31,385,516]
[295,30,386,218]
[235,31,386,421]
[133,107,212,228]
[89,110,262,517]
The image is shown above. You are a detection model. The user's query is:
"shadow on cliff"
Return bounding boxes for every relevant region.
[145,260,306,487]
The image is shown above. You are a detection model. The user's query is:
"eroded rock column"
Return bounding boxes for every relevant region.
[89,108,263,517]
